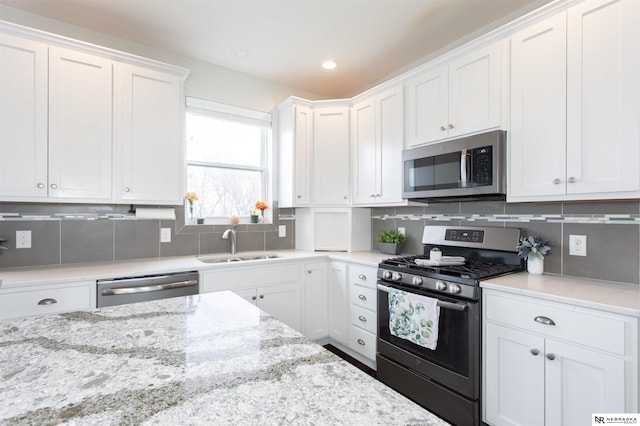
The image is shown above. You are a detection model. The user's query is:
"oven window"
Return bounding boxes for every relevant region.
[404,151,462,191]
[378,286,473,377]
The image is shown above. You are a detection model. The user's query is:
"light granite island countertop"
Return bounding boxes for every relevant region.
[0,291,448,426]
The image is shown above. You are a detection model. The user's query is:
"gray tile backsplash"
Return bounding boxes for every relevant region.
[372,200,640,285]
[0,202,294,268]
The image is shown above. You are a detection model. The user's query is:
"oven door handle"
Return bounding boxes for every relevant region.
[377,284,468,312]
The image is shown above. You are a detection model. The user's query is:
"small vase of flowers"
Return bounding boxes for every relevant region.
[517,235,552,275]
[254,201,268,223]
[184,192,199,225]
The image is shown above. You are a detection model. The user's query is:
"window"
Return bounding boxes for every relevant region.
[185,98,272,222]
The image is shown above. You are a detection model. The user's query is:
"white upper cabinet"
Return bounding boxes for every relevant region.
[352,85,406,205]
[0,34,48,199]
[510,0,640,201]
[117,64,184,204]
[313,105,350,205]
[405,40,504,147]
[49,47,113,201]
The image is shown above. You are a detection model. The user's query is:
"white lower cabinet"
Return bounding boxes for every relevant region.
[200,263,304,334]
[304,261,329,341]
[347,264,378,367]
[0,281,95,320]
[328,261,349,345]
[483,289,637,426]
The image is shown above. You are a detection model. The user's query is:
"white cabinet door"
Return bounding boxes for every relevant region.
[304,262,328,340]
[351,97,377,204]
[448,42,503,138]
[258,282,303,333]
[509,13,567,198]
[118,64,183,204]
[566,0,640,195]
[293,104,313,206]
[328,261,349,345]
[485,323,545,426]
[48,46,113,201]
[0,34,48,199]
[313,106,350,205]
[376,86,405,204]
[405,64,448,147]
[544,339,626,426]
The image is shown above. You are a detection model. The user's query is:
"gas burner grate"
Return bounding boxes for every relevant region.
[381,255,522,280]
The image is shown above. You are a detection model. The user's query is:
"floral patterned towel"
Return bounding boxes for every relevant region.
[388,288,440,350]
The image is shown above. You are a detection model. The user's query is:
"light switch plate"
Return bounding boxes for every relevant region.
[398,227,406,235]
[16,230,31,249]
[279,225,286,238]
[569,234,587,256]
[160,228,171,243]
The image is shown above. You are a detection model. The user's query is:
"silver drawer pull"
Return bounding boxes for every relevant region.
[358,294,367,301]
[358,315,367,323]
[38,298,58,306]
[546,353,556,361]
[530,348,540,356]
[357,339,366,346]
[358,274,367,280]
[534,316,556,326]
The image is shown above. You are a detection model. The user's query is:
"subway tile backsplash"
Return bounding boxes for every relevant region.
[0,202,295,269]
[372,200,640,285]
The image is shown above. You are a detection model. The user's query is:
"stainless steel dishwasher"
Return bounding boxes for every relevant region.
[97,271,199,308]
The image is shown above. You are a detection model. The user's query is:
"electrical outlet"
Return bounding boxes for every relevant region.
[160,228,171,243]
[398,227,406,235]
[569,235,587,256]
[16,230,31,249]
[279,225,286,238]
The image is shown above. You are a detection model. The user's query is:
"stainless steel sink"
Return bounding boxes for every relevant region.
[197,254,280,263]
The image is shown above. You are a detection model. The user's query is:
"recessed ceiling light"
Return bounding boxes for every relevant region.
[231,48,249,58]
[322,60,336,70]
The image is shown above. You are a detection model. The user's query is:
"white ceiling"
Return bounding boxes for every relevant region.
[0,0,553,98]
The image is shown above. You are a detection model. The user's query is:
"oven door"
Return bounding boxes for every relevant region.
[377,281,480,399]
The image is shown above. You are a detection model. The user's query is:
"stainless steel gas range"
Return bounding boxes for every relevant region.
[376,225,523,426]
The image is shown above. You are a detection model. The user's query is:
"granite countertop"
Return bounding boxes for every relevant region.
[0,291,448,426]
[481,272,640,317]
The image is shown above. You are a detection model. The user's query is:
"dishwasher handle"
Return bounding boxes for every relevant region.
[100,279,198,296]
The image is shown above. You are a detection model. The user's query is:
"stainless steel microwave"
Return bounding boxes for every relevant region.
[402,130,506,202]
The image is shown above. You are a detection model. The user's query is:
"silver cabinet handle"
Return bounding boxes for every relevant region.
[251,296,257,300]
[259,294,264,299]
[358,294,367,301]
[448,123,454,129]
[530,348,540,356]
[343,195,348,200]
[297,194,302,199]
[440,126,446,131]
[568,176,576,183]
[38,298,58,306]
[553,178,561,184]
[124,187,131,192]
[358,274,366,280]
[37,183,45,189]
[307,270,312,274]
[534,316,556,326]
[358,315,367,323]
[546,353,556,361]
[357,339,366,346]
[50,184,57,189]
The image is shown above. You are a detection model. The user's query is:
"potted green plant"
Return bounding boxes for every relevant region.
[376,230,407,255]
[517,235,552,275]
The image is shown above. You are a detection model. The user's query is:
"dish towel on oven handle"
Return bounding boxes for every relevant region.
[388,288,440,350]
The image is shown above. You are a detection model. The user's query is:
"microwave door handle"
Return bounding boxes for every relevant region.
[460,149,468,187]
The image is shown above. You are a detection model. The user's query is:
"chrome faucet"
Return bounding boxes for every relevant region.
[222,226,237,254]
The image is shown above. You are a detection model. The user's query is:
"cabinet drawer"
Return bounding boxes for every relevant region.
[485,291,627,355]
[0,282,92,320]
[350,283,377,311]
[348,264,377,289]
[348,325,377,360]
[201,263,302,293]
[350,304,376,334]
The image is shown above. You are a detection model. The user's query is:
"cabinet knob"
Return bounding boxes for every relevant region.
[259,294,264,299]
[37,183,45,189]
[552,178,561,184]
[358,315,367,323]
[440,126,446,131]
[307,270,312,274]
[124,187,131,193]
[568,176,577,183]
[358,294,367,301]
[369,194,375,198]
[251,296,257,300]
[357,338,366,346]
[297,194,302,199]
[50,184,57,189]
[534,316,556,326]
[448,123,454,129]
[530,348,540,356]
[358,274,366,281]
[37,298,58,306]
[546,353,556,361]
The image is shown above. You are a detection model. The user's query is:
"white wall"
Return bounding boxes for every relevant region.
[0,4,329,112]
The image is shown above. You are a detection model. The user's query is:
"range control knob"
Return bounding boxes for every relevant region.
[435,280,447,291]
[391,272,402,281]
[382,270,392,280]
[411,276,423,286]
[448,283,461,294]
